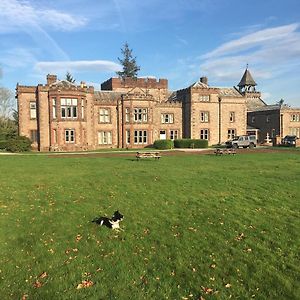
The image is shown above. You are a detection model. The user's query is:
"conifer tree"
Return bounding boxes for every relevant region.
[116,42,140,79]
[65,71,75,83]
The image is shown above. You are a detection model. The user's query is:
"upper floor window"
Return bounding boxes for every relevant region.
[229,112,235,122]
[125,108,130,123]
[200,111,209,123]
[161,113,174,124]
[199,95,210,102]
[30,102,37,119]
[61,98,77,119]
[134,108,148,123]
[99,108,111,123]
[52,98,56,119]
[291,114,300,122]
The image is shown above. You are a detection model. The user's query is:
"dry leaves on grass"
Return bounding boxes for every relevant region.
[76,280,94,289]
[201,286,214,294]
[33,280,43,288]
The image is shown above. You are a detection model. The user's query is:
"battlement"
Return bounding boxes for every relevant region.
[101,77,168,91]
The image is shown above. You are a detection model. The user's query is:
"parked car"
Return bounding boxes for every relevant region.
[226,135,257,149]
[281,135,298,146]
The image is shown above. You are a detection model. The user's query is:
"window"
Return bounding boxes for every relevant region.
[161,113,174,124]
[134,130,147,144]
[134,108,148,123]
[98,131,112,145]
[289,127,300,137]
[65,129,75,143]
[199,95,210,102]
[30,102,37,119]
[30,130,38,143]
[251,116,255,123]
[99,108,111,123]
[200,129,209,140]
[125,108,130,123]
[61,98,77,119]
[291,114,300,122]
[200,111,209,123]
[229,112,235,122]
[266,115,270,123]
[81,100,85,119]
[52,98,56,119]
[53,129,57,144]
[170,130,178,140]
[126,130,130,144]
[227,129,236,140]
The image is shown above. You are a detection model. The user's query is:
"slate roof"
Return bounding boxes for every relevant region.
[238,69,257,87]
[94,91,122,102]
[218,87,243,97]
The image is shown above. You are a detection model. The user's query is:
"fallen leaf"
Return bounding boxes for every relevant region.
[76,280,94,289]
[33,280,43,288]
[201,286,213,294]
[225,283,232,288]
[38,272,48,279]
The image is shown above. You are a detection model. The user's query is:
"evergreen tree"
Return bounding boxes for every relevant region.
[116,42,140,79]
[65,71,75,83]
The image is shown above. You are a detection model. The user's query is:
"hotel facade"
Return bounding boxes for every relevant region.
[16,69,299,151]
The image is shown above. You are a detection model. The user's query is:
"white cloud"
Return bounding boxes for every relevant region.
[199,23,300,84]
[34,60,122,73]
[0,0,87,33]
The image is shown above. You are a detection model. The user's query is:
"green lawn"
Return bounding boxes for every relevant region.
[0,151,299,299]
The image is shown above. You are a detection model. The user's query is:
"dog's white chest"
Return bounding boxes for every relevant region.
[110,220,120,229]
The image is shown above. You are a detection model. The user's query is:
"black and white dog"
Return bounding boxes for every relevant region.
[92,211,124,230]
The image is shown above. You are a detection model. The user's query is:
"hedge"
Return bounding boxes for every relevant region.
[1,136,32,152]
[174,139,208,148]
[153,139,174,150]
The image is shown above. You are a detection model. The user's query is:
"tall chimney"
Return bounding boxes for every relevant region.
[47,74,57,85]
[200,76,208,85]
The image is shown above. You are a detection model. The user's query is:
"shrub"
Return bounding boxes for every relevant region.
[174,139,208,148]
[153,139,174,150]
[5,136,32,152]
[0,140,7,150]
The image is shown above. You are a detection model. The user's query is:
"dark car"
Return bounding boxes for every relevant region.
[281,135,298,146]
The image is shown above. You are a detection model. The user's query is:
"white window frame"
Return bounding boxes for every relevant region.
[134,130,147,144]
[52,98,56,119]
[98,131,112,145]
[125,108,130,123]
[291,114,300,122]
[134,108,148,123]
[99,108,111,123]
[61,98,78,119]
[200,111,209,123]
[126,130,130,144]
[161,113,174,124]
[199,95,210,102]
[65,129,75,143]
[30,102,37,119]
[170,130,178,140]
[200,129,209,140]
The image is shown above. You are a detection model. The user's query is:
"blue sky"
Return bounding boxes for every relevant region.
[0,0,300,107]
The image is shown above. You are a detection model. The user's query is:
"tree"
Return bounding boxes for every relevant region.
[116,42,140,79]
[65,71,75,83]
[0,87,17,135]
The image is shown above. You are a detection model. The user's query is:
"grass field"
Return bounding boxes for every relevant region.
[0,151,299,299]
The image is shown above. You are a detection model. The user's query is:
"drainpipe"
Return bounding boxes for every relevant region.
[218,97,221,145]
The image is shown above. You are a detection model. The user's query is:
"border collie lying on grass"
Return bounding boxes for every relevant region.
[92,211,124,230]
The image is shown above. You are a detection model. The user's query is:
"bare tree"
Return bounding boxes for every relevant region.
[0,86,16,133]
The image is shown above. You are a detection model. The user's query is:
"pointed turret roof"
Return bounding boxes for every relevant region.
[238,68,257,87]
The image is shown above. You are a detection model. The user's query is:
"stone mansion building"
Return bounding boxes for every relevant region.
[16,69,300,151]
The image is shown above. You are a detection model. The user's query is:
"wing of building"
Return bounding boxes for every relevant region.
[16,69,299,151]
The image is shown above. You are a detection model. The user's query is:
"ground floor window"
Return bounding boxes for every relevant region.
[159,130,166,140]
[126,130,130,144]
[134,130,147,144]
[289,127,300,137]
[170,130,179,140]
[98,131,112,145]
[30,130,38,143]
[200,129,209,140]
[227,128,236,140]
[65,129,75,143]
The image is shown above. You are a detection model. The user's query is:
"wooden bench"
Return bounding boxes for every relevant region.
[214,148,236,156]
[136,152,161,160]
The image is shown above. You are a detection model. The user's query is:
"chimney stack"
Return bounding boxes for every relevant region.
[200,76,208,85]
[47,74,57,85]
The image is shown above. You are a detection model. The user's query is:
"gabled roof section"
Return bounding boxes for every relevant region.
[219,87,243,97]
[238,68,257,87]
[189,80,209,89]
[94,91,122,102]
[126,87,147,96]
[50,80,77,88]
